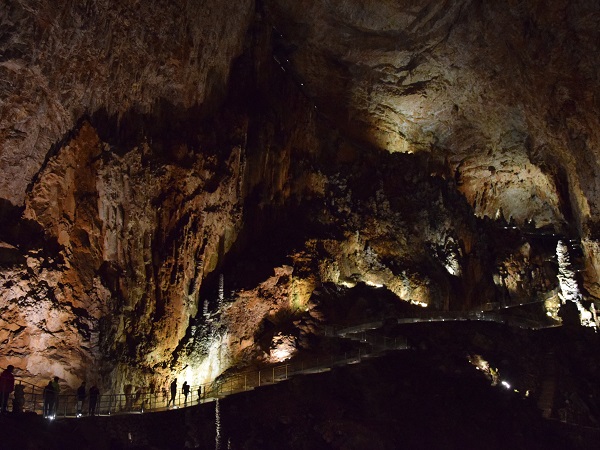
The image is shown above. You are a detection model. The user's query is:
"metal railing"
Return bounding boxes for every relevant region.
[325,309,560,338]
[3,305,560,420]
[0,336,409,418]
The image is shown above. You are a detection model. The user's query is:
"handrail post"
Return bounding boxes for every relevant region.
[258,370,261,387]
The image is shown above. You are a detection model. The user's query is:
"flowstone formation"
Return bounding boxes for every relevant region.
[0,0,599,401]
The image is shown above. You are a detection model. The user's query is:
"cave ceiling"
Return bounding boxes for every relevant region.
[1,0,600,396]
[263,0,600,229]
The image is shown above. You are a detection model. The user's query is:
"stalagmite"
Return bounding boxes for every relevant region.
[557,240,596,329]
[218,273,225,311]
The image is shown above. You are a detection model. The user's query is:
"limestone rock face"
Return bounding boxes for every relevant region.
[1,0,600,395]
[0,0,321,390]
[264,0,600,232]
[0,0,253,206]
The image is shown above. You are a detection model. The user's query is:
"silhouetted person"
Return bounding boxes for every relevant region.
[51,376,61,416]
[12,384,25,413]
[197,386,202,403]
[182,381,190,405]
[43,380,55,418]
[88,385,100,416]
[559,301,580,328]
[124,384,133,411]
[0,365,15,413]
[168,378,177,407]
[76,381,86,416]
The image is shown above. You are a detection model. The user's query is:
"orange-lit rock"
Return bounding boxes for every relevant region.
[1,0,600,399]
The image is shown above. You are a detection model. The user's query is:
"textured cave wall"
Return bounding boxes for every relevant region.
[263,0,600,295]
[1,0,599,396]
[0,0,254,207]
[0,0,324,391]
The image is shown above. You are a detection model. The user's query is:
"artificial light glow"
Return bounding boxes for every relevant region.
[180,331,231,388]
[269,333,297,362]
[365,280,384,288]
[501,381,511,389]
[544,295,561,321]
[411,300,428,307]
[443,254,461,277]
[271,347,292,362]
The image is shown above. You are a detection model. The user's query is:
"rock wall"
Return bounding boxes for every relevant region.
[1,0,599,397]
[0,1,323,392]
[0,0,254,206]
[263,0,600,294]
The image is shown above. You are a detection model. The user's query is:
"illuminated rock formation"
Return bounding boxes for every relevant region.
[0,0,599,400]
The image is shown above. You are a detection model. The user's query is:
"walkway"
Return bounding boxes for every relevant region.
[0,336,407,420]
[326,305,560,340]
[1,305,558,419]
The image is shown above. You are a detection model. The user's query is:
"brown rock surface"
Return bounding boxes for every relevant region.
[0,0,254,206]
[264,0,600,232]
[0,0,599,399]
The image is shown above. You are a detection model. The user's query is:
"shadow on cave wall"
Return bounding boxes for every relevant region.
[0,198,63,266]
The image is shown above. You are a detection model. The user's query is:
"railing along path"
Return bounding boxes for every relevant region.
[0,336,408,419]
[1,307,556,419]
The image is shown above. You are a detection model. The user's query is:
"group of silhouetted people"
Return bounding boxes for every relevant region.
[0,365,28,414]
[42,377,100,418]
[42,376,61,417]
[167,378,197,408]
[2,365,206,416]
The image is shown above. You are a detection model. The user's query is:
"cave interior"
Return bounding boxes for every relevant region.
[1,0,600,448]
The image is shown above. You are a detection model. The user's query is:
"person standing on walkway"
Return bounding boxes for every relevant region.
[12,383,25,413]
[51,376,61,416]
[88,385,100,416]
[167,378,177,407]
[76,381,86,416]
[182,381,190,405]
[0,365,15,413]
[43,380,55,418]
